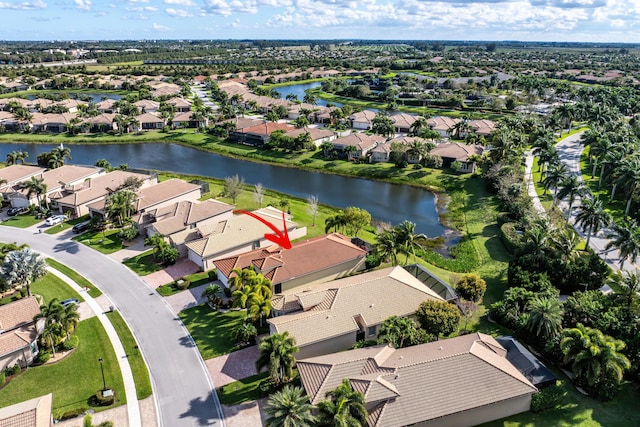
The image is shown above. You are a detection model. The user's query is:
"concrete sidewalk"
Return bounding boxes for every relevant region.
[48,267,146,426]
[525,149,547,218]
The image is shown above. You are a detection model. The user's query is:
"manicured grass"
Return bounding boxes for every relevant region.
[483,380,640,427]
[31,270,84,304]
[0,213,41,228]
[72,229,124,254]
[44,215,90,235]
[216,372,269,405]
[46,258,102,298]
[179,305,248,359]
[105,311,153,400]
[156,271,212,297]
[0,317,125,415]
[123,250,163,276]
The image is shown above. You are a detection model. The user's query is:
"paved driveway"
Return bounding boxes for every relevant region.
[0,226,224,427]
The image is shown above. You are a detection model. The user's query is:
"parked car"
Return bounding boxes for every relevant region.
[44,215,67,226]
[7,206,28,216]
[60,298,79,308]
[72,221,92,234]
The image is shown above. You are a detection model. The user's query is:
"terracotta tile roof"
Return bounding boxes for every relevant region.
[0,393,53,427]
[31,165,101,196]
[167,97,192,108]
[214,233,367,286]
[468,119,496,136]
[222,117,263,131]
[172,111,195,122]
[81,113,116,126]
[134,99,160,110]
[350,110,377,123]
[186,208,297,258]
[390,113,419,128]
[238,122,295,137]
[298,334,537,426]
[0,297,40,331]
[430,142,484,162]
[268,267,443,347]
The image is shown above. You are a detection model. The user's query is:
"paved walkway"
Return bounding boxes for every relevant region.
[165,283,209,313]
[108,236,149,262]
[47,267,143,427]
[142,259,201,288]
[525,149,547,218]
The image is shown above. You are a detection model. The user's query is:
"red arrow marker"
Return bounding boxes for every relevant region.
[234,209,292,249]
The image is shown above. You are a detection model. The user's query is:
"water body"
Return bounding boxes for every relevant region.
[26,93,123,103]
[274,82,342,108]
[0,142,445,237]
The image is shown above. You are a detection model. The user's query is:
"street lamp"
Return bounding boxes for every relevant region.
[98,357,106,391]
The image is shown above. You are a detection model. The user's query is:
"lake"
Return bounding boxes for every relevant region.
[274,82,342,108]
[0,142,445,237]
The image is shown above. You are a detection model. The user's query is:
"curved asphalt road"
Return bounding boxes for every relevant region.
[0,226,223,427]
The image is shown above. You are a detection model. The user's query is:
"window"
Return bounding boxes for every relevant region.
[274,283,282,294]
[367,325,376,337]
[30,341,39,355]
[252,240,260,250]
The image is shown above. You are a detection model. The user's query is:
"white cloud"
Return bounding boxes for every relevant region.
[152,22,172,31]
[164,0,195,5]
[127,5,158,11]
[74,0,91,10]
[166,7,192,16]
[201,0,259,15]
[0,0,46,9]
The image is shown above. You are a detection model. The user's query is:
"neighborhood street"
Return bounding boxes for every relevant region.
[0,226,224,427]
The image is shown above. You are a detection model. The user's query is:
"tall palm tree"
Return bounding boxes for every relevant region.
[325,211,346,233]
[560,323,630,394]
[232,285,255,311]
[265,385,317,427]
[229,267,259,292]
[606,271,640,311]
[543,162,570,199]
[394,220,426,265]
[201,284,222,307]
[378,315,418,348]
[58,303,80,340]
[248,293,272,327]
[575,197,611,249]
[41,321,63,358]
[376,228,399,266]
[317,379,368,427]
[606,219,640,268]
[50,144,72,166]
[525,296,564,342]
[105,189,137,227]
[256,332,298,386]
[22,176,48,209]
[6,150,28,165]
[615,155,640,217]
[537,146,559,181]
[34,298,63,326]
[557,175,587,218]
[551,228,580,264]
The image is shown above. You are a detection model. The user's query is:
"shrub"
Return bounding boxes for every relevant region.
[416,300,461,337]
[35,351,51,365]
[207,270,218,280]
[365,253,381,269]
[455,274,487,302]
[176,279,191,290]
[223,287,232,298]
[497,212,516,226]
[4,364,21,376]
[62,335,79,351]
[234,323,257,346]
[19,287,28,297]
[500,222,523,254]
[93,389,116,406]
[60,407,87,420]
[117,225,138,241]
[531,383,565,413]
[0,372,5,387]
[158,246,179,266]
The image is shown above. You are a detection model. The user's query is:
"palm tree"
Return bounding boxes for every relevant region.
[59,303,80,340]
[105,189,137,227]
[0,248,48,297]
[537,146,559,181]
[606,219,640,268]
[248,293,272,326]
[256,332,298,386]
[22,176,48,209]
[232,285,255,310]
[343,145,358,160]
[394,220,426,265]
[409,117,429,136]
[303,93,317,105]
[405,139,429,164]
[525,297,564,342]
[34,298,63,326]
[229,267,259,292]
[317,379,368,427]
[201,284,222,308]
[551,228,581,264]
[560,324,630,394]
[324,211,346,233]
[265,385,317,427]
[575,197,611,249]
[376,228,399,266]
[41,321,63,358]
[543,162,570,198]
[614,155,640,217]
[6,150,28,165]
[606,271,640,311]
[557,175,587,218]
[50,144,72,166]
[378,315,418,348]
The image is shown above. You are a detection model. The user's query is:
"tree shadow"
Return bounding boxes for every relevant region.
[178,335,196,348]
[53,241,79,254]
[179,393,223,426]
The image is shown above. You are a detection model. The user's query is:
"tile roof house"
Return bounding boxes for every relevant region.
[80,113,117,133]
[214,232,367,294]
[186,207,307,271]
[134,99,160,113]
[284,127,336,147]
[135,112,165,131]
[390,112,420,133]
[167,97,193,113]
[430,142,484,173]
[297,334,537,427]
[331,133,385,161]
[53,170,156,218]
[229,122,296,147]
[427,116,460,138]
[468,119,496,137]
[0,165,46,198]
[172,111,207,129]
[349,110,378,130]
[369,141,392,163]
[269,266,444,359]
[0,393,53,427]
[0,297,44,371]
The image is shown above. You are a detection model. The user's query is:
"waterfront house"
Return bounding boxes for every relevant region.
[0,297,44,371]
[430,142,484,173]
[330,133,384,160]
[349,110,377,130]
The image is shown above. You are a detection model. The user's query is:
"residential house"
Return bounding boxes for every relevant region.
[297,334,537,427]
[331,133,384,160]
[369,141,392,163]
[134,99,160,114]
[0,165,47,201]
[287,103,318,120]
[430,142,484,173]
[53,170,155,218]
[56,99,85,113]
[284,127,336,147]
[0,394,53,427]
[167,97,193,113]
[229,122,295,147]
[9,165,103,208]
[135,112,165,131]
[214,232,367,294]
[0,297,44,371]
[468,119,496,137]
[172,111,207,129]
[269,266,444,358]
[146,199,234,256]
[387,136,436,164]
[186,207,306,271]
[349,110,377,130]
[390,112,419,133]
[96,99,117,114]
[427,116,460,138]
[29,113,77,133]
[80,113,116,133]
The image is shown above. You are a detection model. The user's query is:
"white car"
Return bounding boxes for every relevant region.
[44,215,67,226]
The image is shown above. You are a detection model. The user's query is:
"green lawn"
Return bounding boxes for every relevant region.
[46,258,102,298]
[179,305,248,359]
[123,250,163,276]
[105,311,153,400]
[31,270,85,304]
[483,380,640,427]
[156,271,212,297]
[216,372,269,405]
[45,215,90,235]
[72,229,124,254]
[0,317,125,415]
[1,213,41,228]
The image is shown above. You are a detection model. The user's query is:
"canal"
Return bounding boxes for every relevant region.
[0,142,445,237]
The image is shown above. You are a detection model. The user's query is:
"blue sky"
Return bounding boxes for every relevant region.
[0,0,637,42]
